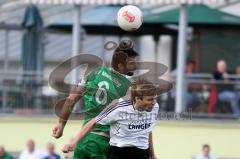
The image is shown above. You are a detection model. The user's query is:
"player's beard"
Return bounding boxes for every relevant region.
[127,71,134,76]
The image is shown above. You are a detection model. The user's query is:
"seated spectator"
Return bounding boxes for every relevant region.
[195,144,217,159]
[0,146,13,159]
[234,66,240,94]
[169,60,201,111]
[44,143,60,159]
[19,139,46,159]
[212,60,240,115]
[235,66,240,76]
[185,60,202,111]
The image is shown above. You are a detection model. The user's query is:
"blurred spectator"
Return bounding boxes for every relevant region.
[0,146,13,159]
[196,144,217,159]
[168,60,201,111]
[212,60,240,114]
[234,66,240,106]
[44,143,60,159]
[19,139,46,159]
[236,66,240,75]
[185,60,202,111]
[234,66,240,92]
[186,60,196,74]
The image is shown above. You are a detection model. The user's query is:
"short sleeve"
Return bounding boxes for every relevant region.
[96,105,119,125]
[77,67,101,87]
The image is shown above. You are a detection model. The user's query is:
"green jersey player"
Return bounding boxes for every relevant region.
[52,40,157,159]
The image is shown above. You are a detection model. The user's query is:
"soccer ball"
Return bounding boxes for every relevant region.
[117,5,143,31]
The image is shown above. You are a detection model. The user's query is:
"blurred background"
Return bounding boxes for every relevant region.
[0,0,240,159]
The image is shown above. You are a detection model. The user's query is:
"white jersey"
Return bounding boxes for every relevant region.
[19,149,47,159]
[96,100,159,149]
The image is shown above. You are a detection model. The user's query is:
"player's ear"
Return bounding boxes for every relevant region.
[135,97,142,102]
[117,63,125,72]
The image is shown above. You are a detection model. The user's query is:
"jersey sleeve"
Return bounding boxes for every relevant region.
[96,104,120,125]
[85,67,100,83]
[78,67,99,86]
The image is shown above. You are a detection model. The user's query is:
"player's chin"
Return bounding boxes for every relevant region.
[146,106,154,112]
[145,108,151,112]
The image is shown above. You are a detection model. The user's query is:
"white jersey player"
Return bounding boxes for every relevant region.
[62,78,159,159]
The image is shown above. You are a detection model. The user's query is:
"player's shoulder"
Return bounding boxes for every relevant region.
[118,99,132,105]
[114,100,132,111]
[98,66,110,72]
[97,100,130,119]
[84,66,107,81]
[94,66,114,77]
[118,99,132,107]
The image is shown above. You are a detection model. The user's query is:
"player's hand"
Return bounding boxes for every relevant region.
[52,123,64,139]
[62,144,74,153]
[62,141,78,153]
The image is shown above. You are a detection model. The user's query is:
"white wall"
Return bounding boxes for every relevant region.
[139,35,172,71]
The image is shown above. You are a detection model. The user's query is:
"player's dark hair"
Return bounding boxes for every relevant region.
[114,40,138,57]
[111,40,138,71]
[111,51,128,71]
[131,78,157,102]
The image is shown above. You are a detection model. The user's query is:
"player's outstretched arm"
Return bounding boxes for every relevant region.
[52,84,85,139]
[62,118,97,153]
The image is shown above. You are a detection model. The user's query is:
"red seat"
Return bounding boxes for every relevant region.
[208,85,217,113]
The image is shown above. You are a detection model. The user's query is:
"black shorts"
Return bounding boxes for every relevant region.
[109,146,150,159]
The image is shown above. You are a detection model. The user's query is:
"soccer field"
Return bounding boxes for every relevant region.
[1,117,240,159]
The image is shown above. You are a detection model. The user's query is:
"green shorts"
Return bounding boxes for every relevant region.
[74,133,110,159]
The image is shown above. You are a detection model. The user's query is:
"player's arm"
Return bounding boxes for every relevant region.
[62,118,97,153]
[62,101,120,153]
[59,85,85,124]
[62,97,120,153]
[149,132,157,159]
[52,84,86,139]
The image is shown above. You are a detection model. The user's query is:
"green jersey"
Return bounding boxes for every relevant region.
[83,67,131,134]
